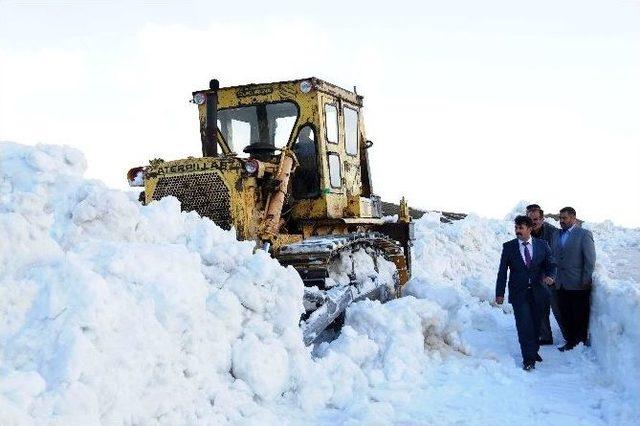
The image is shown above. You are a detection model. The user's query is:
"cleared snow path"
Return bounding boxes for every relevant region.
[297,210,638,425]
[389,300,622,425]
[301,293,626,426]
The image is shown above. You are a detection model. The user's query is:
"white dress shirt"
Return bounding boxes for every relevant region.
[519,237,533,265]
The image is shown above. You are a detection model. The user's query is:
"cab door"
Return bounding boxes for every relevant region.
[323,99,343,195]
[341,102,362,201]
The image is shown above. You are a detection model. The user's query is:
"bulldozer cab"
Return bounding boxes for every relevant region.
[194,78,380,222]
[129,77,413,343]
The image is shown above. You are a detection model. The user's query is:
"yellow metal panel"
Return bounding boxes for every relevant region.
[291,198,328,220]
[271,233,304,251]
[143,157,261,241]
[345,196,375,218]
[325,193,347,219]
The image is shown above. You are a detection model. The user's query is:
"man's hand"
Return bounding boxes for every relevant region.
[495,296,504,305]
[543,276,555,286]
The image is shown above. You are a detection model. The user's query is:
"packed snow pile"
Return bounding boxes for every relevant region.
[0,142,315,424]
[588,222,640,403]
[1,142,638,425]
[0,143,454,424]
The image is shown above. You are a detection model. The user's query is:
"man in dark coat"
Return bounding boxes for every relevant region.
[527,207,565,345]
[527,206,558,247]
[495,215,557,370]
[552,207,596,351]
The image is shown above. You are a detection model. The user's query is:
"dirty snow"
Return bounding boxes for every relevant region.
[0,142,638,425]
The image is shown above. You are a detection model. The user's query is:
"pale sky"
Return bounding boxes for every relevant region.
[1,0,639,227]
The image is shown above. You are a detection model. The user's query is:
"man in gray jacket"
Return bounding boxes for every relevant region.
[552,207,596,351]
[527,206,565,345]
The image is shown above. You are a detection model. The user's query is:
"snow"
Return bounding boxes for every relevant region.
[327,247,397,292]
[0,142,309,424]
[1,141,638,425]
[588,222,640,407]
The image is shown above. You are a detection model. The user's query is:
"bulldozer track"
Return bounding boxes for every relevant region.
[277,232,405,286]
[276,232,406,344]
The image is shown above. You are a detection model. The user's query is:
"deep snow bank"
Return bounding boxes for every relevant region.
[1,142,637,424]
[0,142,311,424]
[0,142,455,425]
[588,222,640,403]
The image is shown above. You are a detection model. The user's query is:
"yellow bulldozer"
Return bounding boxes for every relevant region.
[127,78,414,344]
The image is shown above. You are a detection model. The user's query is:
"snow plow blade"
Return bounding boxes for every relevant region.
[276,232,401,345]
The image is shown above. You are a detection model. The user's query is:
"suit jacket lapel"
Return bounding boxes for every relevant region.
[557,226,577,251]
[530,239,538,266]
[514,239,527,269]
[565,227,579,249]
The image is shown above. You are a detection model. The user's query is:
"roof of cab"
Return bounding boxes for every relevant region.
[211,77,364,106]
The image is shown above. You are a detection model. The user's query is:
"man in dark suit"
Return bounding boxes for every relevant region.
[495,215,557,370]
[527,206,565,346]
[552,207,596,351]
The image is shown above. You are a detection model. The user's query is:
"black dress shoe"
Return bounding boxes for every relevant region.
[538,339,553,346]
[523,361,535,371]
[535,353,543,362]
[558,343,575,352]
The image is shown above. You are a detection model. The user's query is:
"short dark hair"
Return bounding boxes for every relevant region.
[560,206,576,216]
[528,208,544,217]
[515,215,533,228]
[526,204,541,212]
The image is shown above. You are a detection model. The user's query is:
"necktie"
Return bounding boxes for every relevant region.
[523,241,531,268]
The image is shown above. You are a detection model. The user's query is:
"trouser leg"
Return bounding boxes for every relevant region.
[549,286,568,342]
[574,289,591,344]
[512,291,538,362]
[531,288,544,355]
[538,286,552,341]
[558,288,576,345]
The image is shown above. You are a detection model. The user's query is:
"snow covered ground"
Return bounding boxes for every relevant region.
[1,142,638,425]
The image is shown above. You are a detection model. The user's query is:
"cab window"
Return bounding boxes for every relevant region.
[328,153,342,188]
[324,104,338,144]
[217,102,298,157]
[344,106,359,156]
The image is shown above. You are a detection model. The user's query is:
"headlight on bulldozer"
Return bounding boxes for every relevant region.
[193,92,206,105]
[127,166,145,187]
[243,159,260,176]
[299,80,313,93]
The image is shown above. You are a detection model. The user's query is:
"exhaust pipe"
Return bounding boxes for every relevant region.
[202,78,220,157]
